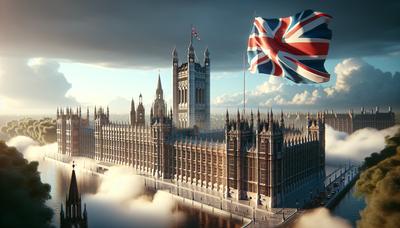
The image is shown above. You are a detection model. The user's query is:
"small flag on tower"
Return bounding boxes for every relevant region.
[247,9,332,83]
[192,26,201,41]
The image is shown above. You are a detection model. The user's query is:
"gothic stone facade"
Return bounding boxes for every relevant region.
[324,106,395,134]
[57,76,325,208]
[172,43,210,129]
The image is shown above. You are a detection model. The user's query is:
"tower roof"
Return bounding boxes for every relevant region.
[157,73,162,92]
[68,162,80,203]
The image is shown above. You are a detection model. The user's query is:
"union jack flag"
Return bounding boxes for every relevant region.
[192,26,201,41]
[247,10,332,83]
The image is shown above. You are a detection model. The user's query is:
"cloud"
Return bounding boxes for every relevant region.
[85,167,184,228]
[325,125,400,163]
[0,58,78,113]
[6,136,57,161]
[7,136,185,228]
[295,207,351,228]
[213,58,400,110]
[0,1,399,71]
[108,96,131,114]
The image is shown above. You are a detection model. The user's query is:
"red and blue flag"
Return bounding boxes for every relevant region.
[247,10,332,83]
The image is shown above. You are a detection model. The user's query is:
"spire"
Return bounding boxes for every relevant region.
[225,109,229,126]
[156,73,163,99]
[270,108,273,122]
[60,204,64,218]
[83,203,87,219]
[139,93,143,103]
[204,47,210,57]
[188,40,195,62]
[157,73,162,91]
[250,109,254,129]
[68,161,80,204]
[94,106,97,120]
[172,47,178,58]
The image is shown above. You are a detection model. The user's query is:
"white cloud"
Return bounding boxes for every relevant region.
[333,58,362,92]
[0,57,78,114]
[325,125,399,163]
[295,207,351,228]
[108,96,131,114]
[6,136,185,228]
[213,58,400,110]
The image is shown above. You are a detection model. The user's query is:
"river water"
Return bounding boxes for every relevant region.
[31,153,365,228]
[326,165,366,227]
[36,155,242,228]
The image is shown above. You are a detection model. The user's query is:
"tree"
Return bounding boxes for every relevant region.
[0,141,53,228]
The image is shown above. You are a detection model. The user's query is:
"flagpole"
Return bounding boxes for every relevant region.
[243,52,246,116]
[243,11,256,117]
[190,24,193,44]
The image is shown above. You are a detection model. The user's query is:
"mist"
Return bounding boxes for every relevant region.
[325,125,399,164]
[294,207,352,228]
[6,136,185,228]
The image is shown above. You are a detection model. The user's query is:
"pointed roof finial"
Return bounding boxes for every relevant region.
[172,46,178,58]
[157,72,162,91]
[67,161,79,204]
[204,47,210,57]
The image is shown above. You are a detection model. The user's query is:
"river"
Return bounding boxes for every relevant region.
[29,153,365,228]
[326,165,366,227]
[35,155,243,228]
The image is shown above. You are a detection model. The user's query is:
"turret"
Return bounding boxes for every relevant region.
[60,204,64,220]
[172,47,179,124]
[94,106,97,120]
[150,107,154,123]
[83,204,87,220]
[61,162,88,228]
[156,74,163,99]
[136,94,145,126]
[173,47,178,64]
[188,42,195,63]
[204,47,210,67]
[250,110,254,130]
[130,99,136,126]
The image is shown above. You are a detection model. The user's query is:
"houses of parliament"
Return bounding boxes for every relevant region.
[56,42,395,209]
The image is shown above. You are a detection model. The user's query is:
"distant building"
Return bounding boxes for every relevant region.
[60,163,88,228]
[172,42,210,129]
[324,106,395,134]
